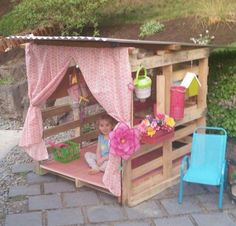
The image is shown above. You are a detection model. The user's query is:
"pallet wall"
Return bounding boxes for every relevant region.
[122,47,209,206]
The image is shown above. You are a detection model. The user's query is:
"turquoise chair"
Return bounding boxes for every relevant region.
[178,126,227,209]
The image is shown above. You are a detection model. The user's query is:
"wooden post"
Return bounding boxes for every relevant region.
[197,57,209,126]
[162,65,173,179]
[122,159,132,205]
[156,75,165,113]
[163,65,173,115]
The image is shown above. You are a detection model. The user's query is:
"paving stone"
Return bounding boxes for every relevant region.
[197,193,235,210]
[153,187,177,200]
[44,181,76,194]
[172,183,206,196]
[5,212,42,226]
[27,172,57,184]
[203,185,219,193]
[9,184,41,197]
[63,191,99,207]
[114,221,150,226]
[12,163,34,173]
[86,205,126,223]
[125,200,165,220]
[154,216,194,226]
[160,197,202,215]
[99,192,119,205]
[47,208,84,226]
[192,213,236,226]
[29,194,62,210]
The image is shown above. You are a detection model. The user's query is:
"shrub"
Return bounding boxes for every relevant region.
[0,0,109,36]
[207,49,236,137]
[139,20,165,38]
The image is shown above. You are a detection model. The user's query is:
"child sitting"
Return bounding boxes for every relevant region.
[85,115,114,174]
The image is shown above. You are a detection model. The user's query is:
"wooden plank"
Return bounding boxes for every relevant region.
[172,143,191,161]
[162,141,172,178]
[131,157,163,180]
[42,104,72,120]
[179,136,192,144]
[132,172,164,195]
[172,66,199,82]
[197,58,208,126]
[43,119,80,138]
[129,174,179,206]
[130,48,210,72]
[172,165,181,176]
[70,130,99,144]
[172,122,196,141]
[43,112,105,138]
[156,75,165,113]
[197,58,208,109]
[176,107,206,126]
[132,142,163,158]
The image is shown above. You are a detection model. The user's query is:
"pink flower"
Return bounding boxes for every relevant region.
[109,122,140,160]
[156,112,165,120]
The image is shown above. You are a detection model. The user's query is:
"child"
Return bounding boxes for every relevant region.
[85,115,114,174]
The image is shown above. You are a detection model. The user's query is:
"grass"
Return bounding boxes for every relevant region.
[99,0,236,27]
[0,0,236,35]
[99,0,194,26]
[193,0,236,26]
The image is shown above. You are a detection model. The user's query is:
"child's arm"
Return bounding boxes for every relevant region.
[96,142,102,163]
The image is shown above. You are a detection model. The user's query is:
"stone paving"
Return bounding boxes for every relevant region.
[2,162,236,226]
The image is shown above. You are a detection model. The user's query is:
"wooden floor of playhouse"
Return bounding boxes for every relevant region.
[40,143,106,189]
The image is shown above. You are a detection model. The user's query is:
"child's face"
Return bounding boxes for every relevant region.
[99,119,113,136]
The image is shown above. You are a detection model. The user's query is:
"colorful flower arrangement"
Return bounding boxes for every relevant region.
[138,113,175,138]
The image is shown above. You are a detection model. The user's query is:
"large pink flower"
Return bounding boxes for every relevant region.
[109,122,140,160]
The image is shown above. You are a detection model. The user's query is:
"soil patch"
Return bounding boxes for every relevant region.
[99,17,236,46]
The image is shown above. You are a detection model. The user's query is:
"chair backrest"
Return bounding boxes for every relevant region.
[190,127,227,171]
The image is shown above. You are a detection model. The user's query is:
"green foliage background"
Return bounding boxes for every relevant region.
[207,49,236,137]
[0,0,108,36]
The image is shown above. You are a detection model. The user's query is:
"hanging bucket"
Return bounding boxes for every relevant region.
[170,85,186,120]
[134,66,152,102]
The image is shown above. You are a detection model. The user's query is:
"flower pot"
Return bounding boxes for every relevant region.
[141,129,174,144]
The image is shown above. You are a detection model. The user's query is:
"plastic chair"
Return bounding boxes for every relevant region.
[178,126,227,209]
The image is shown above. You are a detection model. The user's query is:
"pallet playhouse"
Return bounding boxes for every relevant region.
[8,35,209,206]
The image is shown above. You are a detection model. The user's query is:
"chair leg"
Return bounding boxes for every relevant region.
[219,178,224,209]
[178,174,184,204]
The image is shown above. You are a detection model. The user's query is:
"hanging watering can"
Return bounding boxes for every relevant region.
[134,66,152,102]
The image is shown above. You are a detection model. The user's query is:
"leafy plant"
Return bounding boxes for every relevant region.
[139,20,164,38]
[207,49,236,137]
[0,0,109,36]
[190,30,215,45]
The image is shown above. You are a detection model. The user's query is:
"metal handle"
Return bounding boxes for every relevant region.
[135,65,147,80]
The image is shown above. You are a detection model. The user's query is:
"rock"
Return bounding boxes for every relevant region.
[0,80,28,119]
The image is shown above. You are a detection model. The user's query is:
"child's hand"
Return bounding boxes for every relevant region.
[97,158,104,166]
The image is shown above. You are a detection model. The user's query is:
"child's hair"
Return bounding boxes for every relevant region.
[98,114,115,126]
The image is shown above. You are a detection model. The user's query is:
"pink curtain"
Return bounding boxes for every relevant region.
[20,43,132,196]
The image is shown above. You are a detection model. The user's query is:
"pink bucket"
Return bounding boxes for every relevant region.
[170,86,186,120]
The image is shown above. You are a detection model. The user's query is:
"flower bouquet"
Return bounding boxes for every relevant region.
[138,113,175,144]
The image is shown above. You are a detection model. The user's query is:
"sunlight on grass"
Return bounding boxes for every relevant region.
[99,0,194,26]
[99,0,236,27]
[193,0,236,26]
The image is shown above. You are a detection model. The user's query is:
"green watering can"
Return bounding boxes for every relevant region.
[134,66,152,102]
